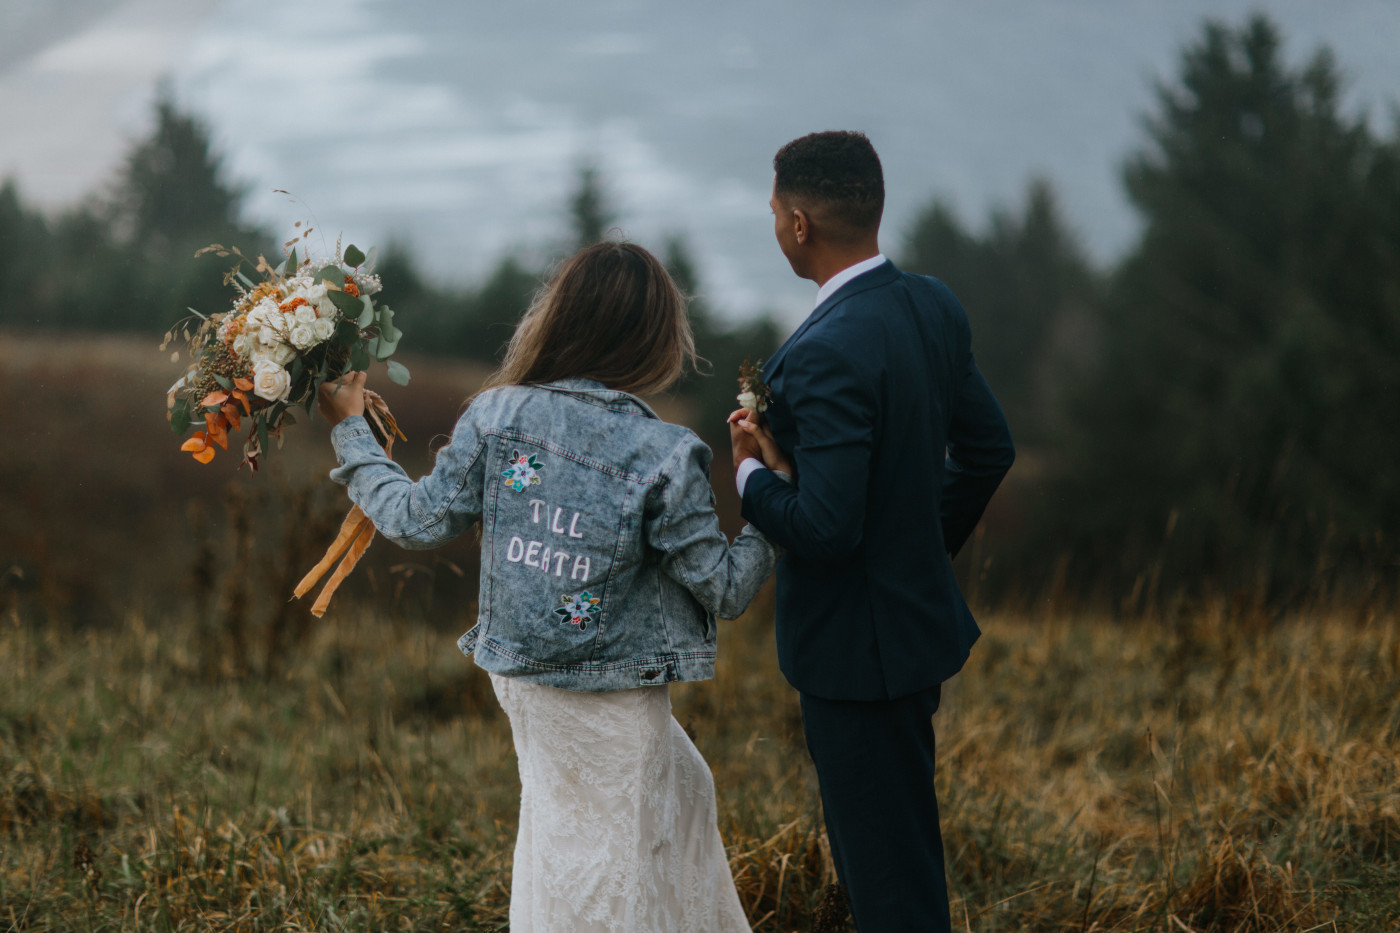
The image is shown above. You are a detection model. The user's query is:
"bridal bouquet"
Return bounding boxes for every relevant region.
[164,235,409,469]
[164,232,412,615]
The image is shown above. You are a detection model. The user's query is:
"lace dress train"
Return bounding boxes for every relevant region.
[490,673,751,932]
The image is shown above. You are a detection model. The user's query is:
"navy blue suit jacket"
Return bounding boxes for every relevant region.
[741,260,1014,701]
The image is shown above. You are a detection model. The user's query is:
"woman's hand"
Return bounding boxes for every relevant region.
[317,371,368,427]
[727,408,794,476]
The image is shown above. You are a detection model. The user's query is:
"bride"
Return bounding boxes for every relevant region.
[317,240,787,931]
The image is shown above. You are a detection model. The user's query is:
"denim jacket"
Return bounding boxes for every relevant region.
[328,378,777,691]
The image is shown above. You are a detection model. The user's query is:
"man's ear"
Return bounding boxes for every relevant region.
[792,207,810,246]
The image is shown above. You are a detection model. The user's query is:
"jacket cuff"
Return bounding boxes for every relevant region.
[329,415,382,471]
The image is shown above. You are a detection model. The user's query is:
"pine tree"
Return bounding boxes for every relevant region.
[902,178,1099,445]
[1056,14,1400,601]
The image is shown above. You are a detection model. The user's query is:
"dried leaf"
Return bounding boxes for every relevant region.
[221,402,242,432]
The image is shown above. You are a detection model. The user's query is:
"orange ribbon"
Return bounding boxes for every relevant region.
[294,391,406,617]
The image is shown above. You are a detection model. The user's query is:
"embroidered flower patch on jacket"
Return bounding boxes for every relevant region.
[555,591,601,630]
[502,449,544,492]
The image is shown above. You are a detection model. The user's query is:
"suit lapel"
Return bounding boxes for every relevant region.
[762,260,899,381]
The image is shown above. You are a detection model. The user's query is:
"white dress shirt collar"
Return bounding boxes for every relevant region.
[813,253,887,308]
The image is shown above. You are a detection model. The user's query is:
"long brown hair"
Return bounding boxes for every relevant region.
[480,241,698,397]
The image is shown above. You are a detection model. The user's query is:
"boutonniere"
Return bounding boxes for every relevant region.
[736,356,771,414]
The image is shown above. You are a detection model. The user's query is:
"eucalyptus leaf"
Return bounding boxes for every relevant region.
[316,264,342,283]
[385,360,411,386]
[375,306,401,342]
[350,342,371,372]
[286,246,298,271]
[344,244,366,267]
[213,374,233,390]
[334,320,359,347]
[363,245,378,273]
[170,398,192,434]
[257,414,270,455]
[373,334,400,360]
[363,336,380,359]
[356,295,374,329]
[235,271,255,289]
[328,288,362,316]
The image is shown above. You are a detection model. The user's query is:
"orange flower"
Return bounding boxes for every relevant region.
[236,281,282,313]
[222,316,245,347]
[280,296,310,314]
[342,275,360,298]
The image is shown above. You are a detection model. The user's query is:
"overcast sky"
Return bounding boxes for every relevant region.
[4,0,1398,324]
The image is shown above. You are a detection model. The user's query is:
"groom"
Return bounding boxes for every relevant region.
[732,131,1015,931]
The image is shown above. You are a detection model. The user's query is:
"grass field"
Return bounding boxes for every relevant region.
[2,331,1398,930]
[2,599,1397,931]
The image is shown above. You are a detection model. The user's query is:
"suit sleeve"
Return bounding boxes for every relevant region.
[941,348,1015,557]
[741,332,875,564]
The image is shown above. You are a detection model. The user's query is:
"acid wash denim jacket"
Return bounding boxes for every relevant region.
[329,378,777,692]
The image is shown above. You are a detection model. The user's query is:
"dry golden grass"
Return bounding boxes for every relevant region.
[1,596,1396,931]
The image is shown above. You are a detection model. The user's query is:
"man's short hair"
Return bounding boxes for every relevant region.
[773,131,884,237]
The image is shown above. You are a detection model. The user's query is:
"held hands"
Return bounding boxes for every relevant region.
[727,408,794,476]
[317,371,368,427]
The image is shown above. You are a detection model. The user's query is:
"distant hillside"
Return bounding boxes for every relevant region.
[0,331,692,627]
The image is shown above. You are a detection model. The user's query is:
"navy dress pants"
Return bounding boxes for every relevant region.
[800,685,950,933]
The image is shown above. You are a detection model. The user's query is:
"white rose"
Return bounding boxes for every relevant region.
[249,298,280,329]
[257,312,288,342]
[231,332,252,357]
[251,358,292,403]
[289,321,317,349]
[312,318,335,342]
[253,340,297,367]
[312,292,338,317]
[294,304,318,326]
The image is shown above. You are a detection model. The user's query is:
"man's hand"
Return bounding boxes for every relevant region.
[727,408,795,476]
[318,371,368,427]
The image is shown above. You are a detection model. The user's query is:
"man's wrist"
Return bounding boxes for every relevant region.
[735,457,766,497]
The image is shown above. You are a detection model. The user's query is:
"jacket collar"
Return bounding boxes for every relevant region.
[762,259,899,380]
[537,378,661,420]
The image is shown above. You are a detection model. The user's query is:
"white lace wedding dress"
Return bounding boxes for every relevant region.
[490,673,752,932]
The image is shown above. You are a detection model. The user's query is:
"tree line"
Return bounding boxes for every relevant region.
[2,14,1396,608]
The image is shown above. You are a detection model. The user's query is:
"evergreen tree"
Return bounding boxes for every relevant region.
[1055,15,1400,601]
[0,179,52,326]
[902,179,1099,445]
[112,92,245,252]
[568,163,617,250]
